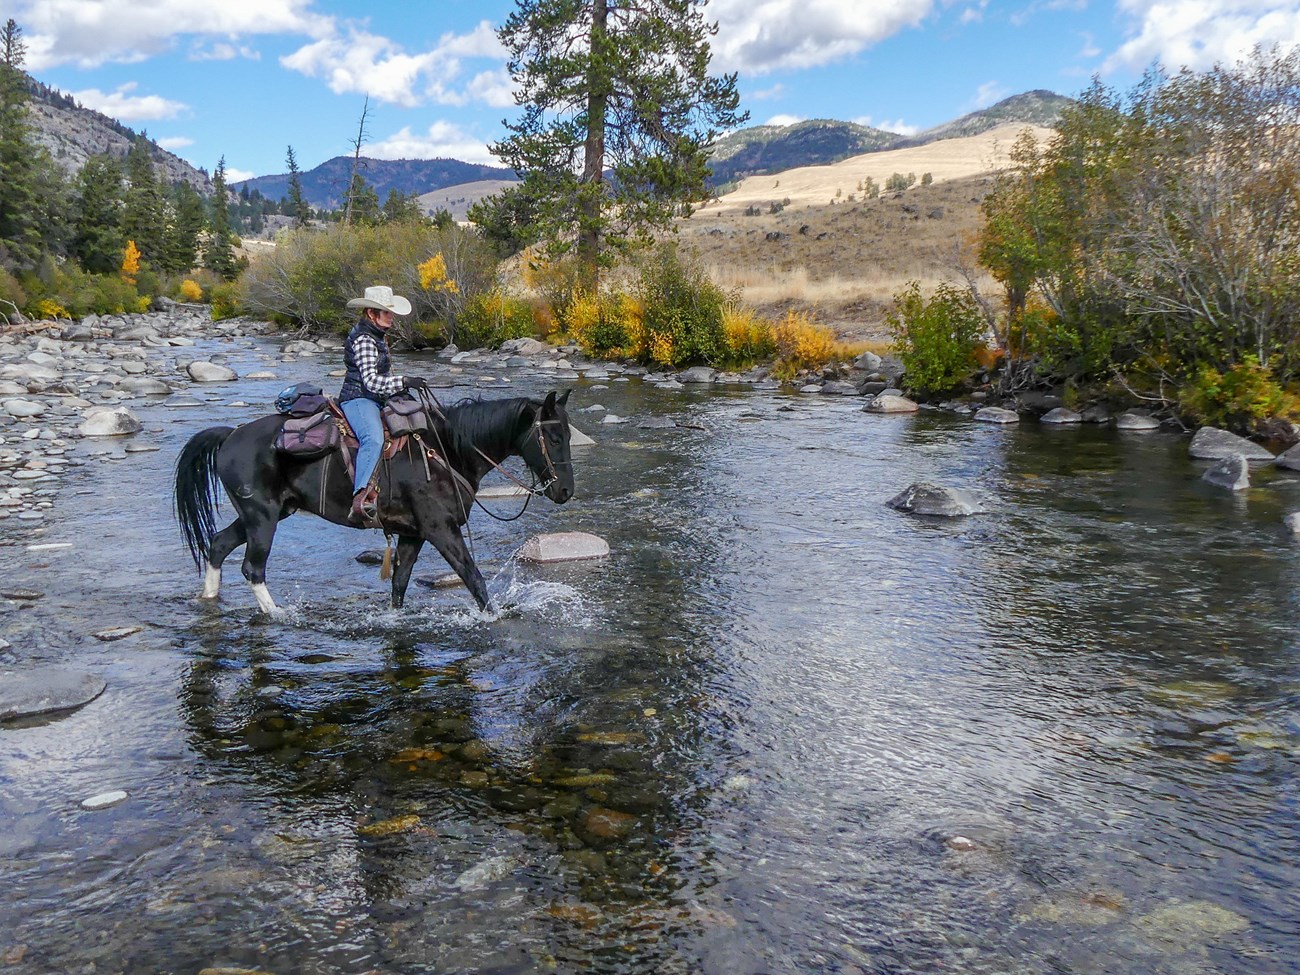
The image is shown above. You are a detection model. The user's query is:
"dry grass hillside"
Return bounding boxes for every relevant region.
[675,123,1053,339]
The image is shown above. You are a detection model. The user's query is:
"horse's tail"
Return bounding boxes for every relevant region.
[174,426,235,568]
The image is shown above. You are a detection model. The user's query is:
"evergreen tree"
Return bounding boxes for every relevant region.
[162,180,205,274]
[285,145,310,227]
[0,19,43,269]
[492,0,746,283]
[382,188,424,224]
[71,154,125,274]
[203,157,238,280]
[347,173,381,226]
[121,136,167,265]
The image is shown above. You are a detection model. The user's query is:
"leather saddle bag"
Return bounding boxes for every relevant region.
[381,393,432,436]
[274,410,341,458]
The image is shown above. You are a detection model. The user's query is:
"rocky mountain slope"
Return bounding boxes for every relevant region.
[22,77,212,192]
[232,157,515,210]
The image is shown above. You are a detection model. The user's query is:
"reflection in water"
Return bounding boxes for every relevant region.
[1,354,1299,974]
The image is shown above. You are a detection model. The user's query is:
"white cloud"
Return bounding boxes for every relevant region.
[959,1,988,24]
[710,0,935,74]
[854,115,919,134]
[281,22,510,107]
[189,41,261,61]
[156,136,194,150]
[224,166,257,182]
[968,80,1009,110]
[1105,0,1300,74]
[367,123,496,165]
[71,82,188,121]
[14,0,333,70]
[750,83,786,100]
[764,113,804,126]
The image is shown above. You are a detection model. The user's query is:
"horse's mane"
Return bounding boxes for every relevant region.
[441,394,534,460]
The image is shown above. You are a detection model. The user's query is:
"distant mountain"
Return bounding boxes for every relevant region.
[897,90,1074,146]
[22,75,212,192]
[708,119,898,186]
[708,91,1073,185]
[232,157,516,210]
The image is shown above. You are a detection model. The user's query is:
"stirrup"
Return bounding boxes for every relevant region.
[349,487,380,527]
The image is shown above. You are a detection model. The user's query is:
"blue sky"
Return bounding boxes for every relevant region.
[11,0,1300,182]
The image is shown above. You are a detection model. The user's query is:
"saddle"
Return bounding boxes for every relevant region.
[274,392,437,462]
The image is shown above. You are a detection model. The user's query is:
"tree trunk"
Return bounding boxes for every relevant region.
[578,0,609,289]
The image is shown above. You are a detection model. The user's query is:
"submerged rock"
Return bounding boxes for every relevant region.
[886,482,984,517]
[1115,412,1160,431]
[1040,407,1083,424]
[974,406,1019,424]
[0,666,106,721]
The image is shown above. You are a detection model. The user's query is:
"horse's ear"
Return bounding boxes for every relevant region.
[557,388,571,407]
[543,390,557,413]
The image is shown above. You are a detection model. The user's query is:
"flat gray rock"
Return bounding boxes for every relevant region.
[79,406,142,436]
[974,406,1019,424]
[678,366,716,384]
[1189,426,1274,461]
[1276,443,1300,471]
[886,482,984,517]
[186,361,237,383]
[569,425,596,445]
[516,531,610,563]
[1040,407,1083,424]
[0,667,106,721]
[1202,454,1249,491]
[1115,413,1160,431]
[1285,512,1300,535]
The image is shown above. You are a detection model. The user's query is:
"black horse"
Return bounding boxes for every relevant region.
[173,391,574,613]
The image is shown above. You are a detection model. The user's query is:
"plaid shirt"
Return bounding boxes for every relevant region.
[353,334,404,397]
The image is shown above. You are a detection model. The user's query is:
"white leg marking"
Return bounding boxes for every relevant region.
[251,582,278,614]
[201,565,222,599]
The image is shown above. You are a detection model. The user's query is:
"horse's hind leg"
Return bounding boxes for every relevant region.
[239,504,282,614]
[201,519,247,599]
[390,535,423,610]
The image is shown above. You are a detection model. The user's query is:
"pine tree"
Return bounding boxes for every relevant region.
[0,19,43,269]
[162,180,204,274]
[121,136,167,266]
[203,157,238,280]
[285,145,310,227]
[491,0,746,284]
[71,154,125,273]
[382,189,424,224]
[347,173,381,226]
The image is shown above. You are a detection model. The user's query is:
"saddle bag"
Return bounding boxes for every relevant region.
[275,382,327,417]
[382,393,432,436]
[274,410,341,458]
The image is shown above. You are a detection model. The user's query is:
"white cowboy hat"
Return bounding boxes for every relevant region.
[346,285,412,316]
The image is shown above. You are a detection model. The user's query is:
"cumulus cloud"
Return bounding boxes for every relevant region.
[189,41,261,61]
[155,136,195,150]
[1105,0,1300,74]
[750,83,786,100]
[367,122,496,165]
[710,0,934,74]
[71,82,188,121]
[224,166,257,183]
[764,113,804,126]
[281,22,510,107]
[854,115,919,135]
[13,0,333,70]
[959,1,989,25]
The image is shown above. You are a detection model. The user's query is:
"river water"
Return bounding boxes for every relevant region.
[2,334,1298,974]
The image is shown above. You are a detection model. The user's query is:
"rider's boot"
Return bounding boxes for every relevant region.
[349,486,379,527]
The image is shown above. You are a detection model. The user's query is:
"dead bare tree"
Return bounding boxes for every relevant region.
[343,97,370,227]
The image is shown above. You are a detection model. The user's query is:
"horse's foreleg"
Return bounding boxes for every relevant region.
[390,535,423,610]
[201,520,247,599]
[426,523,492,611]
[239,506,281,614]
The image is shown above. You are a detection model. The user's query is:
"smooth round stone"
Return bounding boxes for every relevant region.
[80,790,128,811]
[186,361,237,383]
[163,395,205,408]
[3,399,45,418]
[79,407,142,436]
[117,377,172,395]
[864,394,919,414]
[974,406,1020,424]
[245,371,278,380]
[1189,426,1274,461]
[0,666,106,720]
[1040,407,1083,424]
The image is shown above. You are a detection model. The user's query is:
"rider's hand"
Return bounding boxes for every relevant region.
[402,375,430,391]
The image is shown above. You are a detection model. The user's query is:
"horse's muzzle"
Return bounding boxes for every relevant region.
[547,482,573,504]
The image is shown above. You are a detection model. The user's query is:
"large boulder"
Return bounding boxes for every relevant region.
[974,406,1020,424]
[1275,443,1300,471]
[886,482,984,517]
[2,398,45,418]
[1189,426,1274,462]
[1040,407,1083,424]
[499,337,551,356]
[678,366,717,384]
[1115,412,1160,431]
[186,360,237,383]
[79,406,142,437]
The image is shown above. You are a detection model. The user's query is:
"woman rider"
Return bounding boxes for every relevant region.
[339,285,429,524]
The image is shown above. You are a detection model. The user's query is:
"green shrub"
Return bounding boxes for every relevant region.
[636,243,730,367]
[17,263,143,317]
[0,269,26,317]
[209,281,245,321]
[887,282,986,395]
[1178,356,1299,429]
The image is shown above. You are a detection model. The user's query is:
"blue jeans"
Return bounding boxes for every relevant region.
[341,398,383,493]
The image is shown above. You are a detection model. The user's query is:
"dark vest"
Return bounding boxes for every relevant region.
[339,318,393,405]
